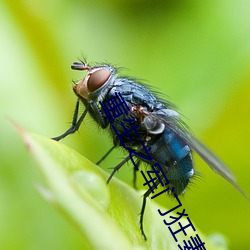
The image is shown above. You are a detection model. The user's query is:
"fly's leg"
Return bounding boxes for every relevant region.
[52,100,89,141]
[133,159,141,189]
[140,179,160,240]
[96,145,116,165]
[105,154,141,187]
[107,155,130,184]
[140,188,152,240]
[89,100,107,129]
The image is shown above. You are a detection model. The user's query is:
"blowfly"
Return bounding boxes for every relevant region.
[52,60,246,239]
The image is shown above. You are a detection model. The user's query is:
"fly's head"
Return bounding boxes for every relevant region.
[72,61,116,101]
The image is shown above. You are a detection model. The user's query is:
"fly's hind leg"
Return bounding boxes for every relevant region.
[133,159,141,189]
[139,188,152,240]
[140,179,160,240]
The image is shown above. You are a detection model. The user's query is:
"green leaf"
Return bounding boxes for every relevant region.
[19,128,227,250]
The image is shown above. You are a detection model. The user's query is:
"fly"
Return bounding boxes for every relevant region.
[52,60,247,239]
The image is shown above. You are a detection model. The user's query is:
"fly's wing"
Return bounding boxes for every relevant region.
[149,110,247,198]
[178,129,248,198]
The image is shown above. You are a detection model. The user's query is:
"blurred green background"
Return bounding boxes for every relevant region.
[1,0,250,249]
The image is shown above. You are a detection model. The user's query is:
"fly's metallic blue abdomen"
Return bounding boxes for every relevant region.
[147,128,193,195]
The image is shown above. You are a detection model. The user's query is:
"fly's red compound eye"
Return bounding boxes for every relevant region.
[87,68,111,92]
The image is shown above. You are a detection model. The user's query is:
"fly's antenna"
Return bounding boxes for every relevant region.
[71,61,89,71]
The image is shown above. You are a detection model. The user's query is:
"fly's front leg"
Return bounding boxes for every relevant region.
[89,100,108,129]
[52,99,89,141]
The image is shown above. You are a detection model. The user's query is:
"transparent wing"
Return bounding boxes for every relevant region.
[175,127,248,197]
[147,110,247,198]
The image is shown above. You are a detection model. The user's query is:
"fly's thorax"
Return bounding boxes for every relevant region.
[73,64,117,102]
